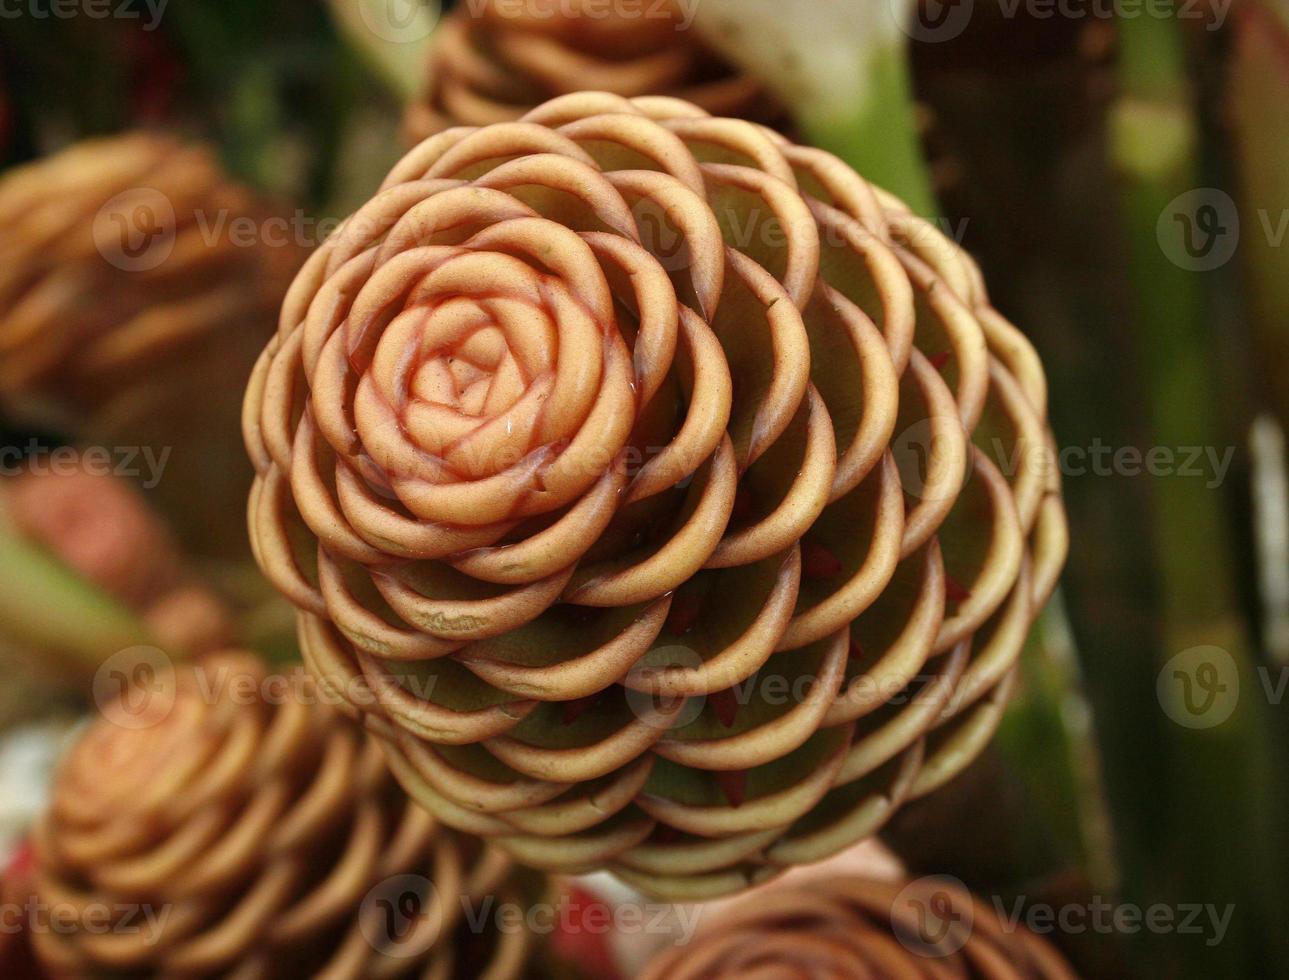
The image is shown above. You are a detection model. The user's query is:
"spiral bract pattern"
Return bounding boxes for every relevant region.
[407,0,780,140]
[246,92,1068,899]
[640,876,1080,979]
[30,652,537,979]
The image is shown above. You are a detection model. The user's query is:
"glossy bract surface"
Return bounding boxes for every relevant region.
[407,0,778,140]
[31,653,536,979]
[246,91,1068,899]
[640,876,1080,979]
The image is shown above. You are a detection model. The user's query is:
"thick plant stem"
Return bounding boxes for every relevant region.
[1111,8,1285,975]
[796,42,937,217]
[327,0,431,100]
[1230,2,1289,427]
[0,525,155,672]
[997,602,1118,893]
[691,0,937,216]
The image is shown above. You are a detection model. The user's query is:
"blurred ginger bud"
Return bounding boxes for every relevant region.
[30,652,540,979]
[0,846,38,977]
[0,134,305,558]
[3,458,230,656]
[640,875,1079,978]
[245,92,1067,899]
[406,0,781,139]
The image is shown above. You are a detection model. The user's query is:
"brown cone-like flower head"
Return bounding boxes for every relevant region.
[245,92,1068,899]
[30,652,539,978]
[406,0,781,139]
[640,875,1080,978]
[0,134,304,557]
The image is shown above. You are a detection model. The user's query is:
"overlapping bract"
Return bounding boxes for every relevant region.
[246,91,1068,899]
[406,0,779,140]
[639,876,1080,979]
[30,652,537,979]
[0,134,303,556]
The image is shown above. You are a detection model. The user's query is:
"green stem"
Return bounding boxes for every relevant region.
[690,1,937,216]
[1110,7,1285,975]
[326,0,431,100]
[996,601,1119,893]
[796,42,937,217]
[1229,2,1289,426]
[0,525,155,671]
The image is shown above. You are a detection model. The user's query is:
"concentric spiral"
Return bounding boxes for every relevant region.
[0,133,304,557]
[246,91,1068,899]
[640,875,1080,979]
[406,0,781,140]
[30,652,539,978]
